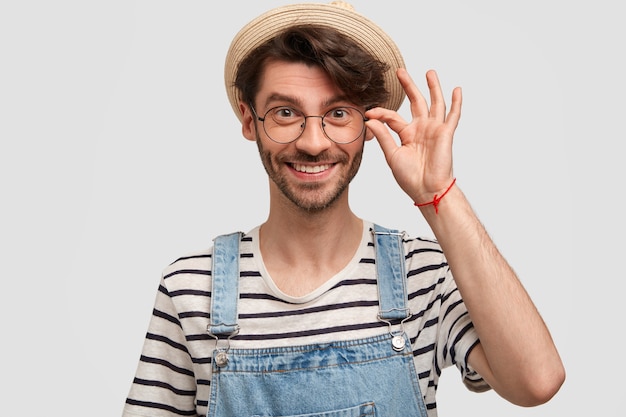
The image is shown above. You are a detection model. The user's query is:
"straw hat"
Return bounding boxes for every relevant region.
[224,1,406,121]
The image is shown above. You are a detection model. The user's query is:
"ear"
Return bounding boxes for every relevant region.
[239,101,257,142]
[364,127,375,142]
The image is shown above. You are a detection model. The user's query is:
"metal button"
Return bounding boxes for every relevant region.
[215,351,229,367]
[392,335,406,352]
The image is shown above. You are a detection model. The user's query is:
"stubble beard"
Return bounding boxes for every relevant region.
[256,136,364,213]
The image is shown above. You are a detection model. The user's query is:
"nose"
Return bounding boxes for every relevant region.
[294,116,332,155]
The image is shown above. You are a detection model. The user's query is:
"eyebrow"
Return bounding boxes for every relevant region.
[263,93,351,110]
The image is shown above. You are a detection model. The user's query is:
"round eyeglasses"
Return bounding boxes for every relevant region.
[251,105,368,144]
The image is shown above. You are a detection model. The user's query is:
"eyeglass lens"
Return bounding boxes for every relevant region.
[262,106,365,144]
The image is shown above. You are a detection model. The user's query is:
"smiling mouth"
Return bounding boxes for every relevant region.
[291,163,333,173]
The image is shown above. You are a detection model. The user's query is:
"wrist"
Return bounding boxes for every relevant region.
[414,178,457,214]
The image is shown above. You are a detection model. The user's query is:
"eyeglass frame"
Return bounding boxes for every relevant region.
[249,103,369,145]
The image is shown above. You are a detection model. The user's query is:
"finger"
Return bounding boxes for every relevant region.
[396,68,429,119]
[364,118,400,164]
[365,107,409,138]
[425,70,446,120]
[446,86,463,131]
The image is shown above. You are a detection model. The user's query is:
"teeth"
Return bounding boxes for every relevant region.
[293,163,331,173]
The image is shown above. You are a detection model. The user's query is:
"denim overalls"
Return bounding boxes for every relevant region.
[207,224,428,417]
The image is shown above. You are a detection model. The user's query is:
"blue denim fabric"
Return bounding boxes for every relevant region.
[373,224,409,322]
[208,225,427,417]
[209,231,242,336]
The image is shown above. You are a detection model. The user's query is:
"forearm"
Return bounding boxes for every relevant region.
[419,183,565,405]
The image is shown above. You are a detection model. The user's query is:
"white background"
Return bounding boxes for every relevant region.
[1,0,623,415]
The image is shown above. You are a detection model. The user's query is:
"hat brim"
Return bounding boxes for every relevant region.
[224,2,406,121]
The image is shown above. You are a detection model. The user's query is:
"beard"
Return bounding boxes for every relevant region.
[256,134,364,213]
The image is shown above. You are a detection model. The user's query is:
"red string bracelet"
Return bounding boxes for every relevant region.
[414,178,457,214]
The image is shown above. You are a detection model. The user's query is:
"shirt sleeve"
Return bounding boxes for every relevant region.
[122,274,198,417]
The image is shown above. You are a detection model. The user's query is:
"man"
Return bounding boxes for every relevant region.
[123,2,565,416]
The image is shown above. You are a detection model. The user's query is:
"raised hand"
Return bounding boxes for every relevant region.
[365,68,462,205]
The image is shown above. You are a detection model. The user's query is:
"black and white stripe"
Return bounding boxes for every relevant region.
[123,222,486,417]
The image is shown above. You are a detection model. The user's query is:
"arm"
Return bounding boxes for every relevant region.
[365,69,565,406]
[123,276,198,416]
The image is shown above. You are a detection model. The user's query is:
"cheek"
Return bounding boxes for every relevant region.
[256,136,285,167]
[345,140,366,158]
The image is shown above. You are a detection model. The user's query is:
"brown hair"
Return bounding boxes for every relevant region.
[234,25,390,109]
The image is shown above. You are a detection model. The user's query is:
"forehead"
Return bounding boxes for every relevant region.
[256,60,346,108]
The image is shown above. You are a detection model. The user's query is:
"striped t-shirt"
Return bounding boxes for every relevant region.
[123,221,488,417]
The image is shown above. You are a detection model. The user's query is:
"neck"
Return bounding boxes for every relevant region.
[262,194,362,260]
[259,190,363,296]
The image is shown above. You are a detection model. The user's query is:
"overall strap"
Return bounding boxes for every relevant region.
[208,226,409,334]
[372,224,409,321]
[208,231,242,337]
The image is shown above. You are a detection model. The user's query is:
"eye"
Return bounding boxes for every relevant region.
[270,106,301,123]
[329,108,348,119]
[325,107,354,125]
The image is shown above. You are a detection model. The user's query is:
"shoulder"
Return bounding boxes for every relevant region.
[163,247,213,278]
[160,227,257,288]
[403,234,446,265]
